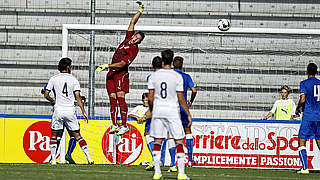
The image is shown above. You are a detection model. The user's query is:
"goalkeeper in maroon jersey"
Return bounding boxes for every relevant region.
[96,1,145,135]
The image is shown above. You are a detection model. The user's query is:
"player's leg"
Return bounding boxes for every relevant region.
[66,109,93,164]
[49,108,64,165]
[153,138,163,179]
[49,130,59,165]
[315,122,320,151]
[167,138,177,172]
[181,110,194,166]
[72,130,93,164]
[66,125,76,164]
[174,139,190,180]
[149,117,167,179]
[144,119,155,170]
[184,127,194,166]
[298,138,308,171]
[160,138,166,166]
[169,117,190,180]
[116,91,129,135]
[107,78,120,134]
[297,120,315,174]
[145,120,154,155]
[116,73,130,135]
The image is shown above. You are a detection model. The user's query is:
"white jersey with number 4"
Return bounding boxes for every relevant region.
[148,69,183,117]
[46,73,80,108]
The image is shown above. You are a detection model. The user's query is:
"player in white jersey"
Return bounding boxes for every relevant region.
[44,58,93,165]
[148,50,192,180]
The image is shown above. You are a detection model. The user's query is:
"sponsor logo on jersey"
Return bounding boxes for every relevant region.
[23,121,53,163]
[102,123,143,164]
[119,45,130,49]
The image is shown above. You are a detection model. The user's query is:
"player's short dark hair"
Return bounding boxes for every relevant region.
[173,56,184,69]
[142,93,148,100]
[307,63,318,75]
[152,56,162,69]
[161,49,174,65]
[58,57,72,72]
[135,31,145,44]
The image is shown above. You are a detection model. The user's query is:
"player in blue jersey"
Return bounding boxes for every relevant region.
[296,63,320,174]
[41,84,85,164]
[173,56,197,167]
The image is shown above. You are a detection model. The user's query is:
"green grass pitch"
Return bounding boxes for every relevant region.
[0,163,318,180]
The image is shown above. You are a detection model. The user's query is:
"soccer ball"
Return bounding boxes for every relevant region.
[218,19,231,31]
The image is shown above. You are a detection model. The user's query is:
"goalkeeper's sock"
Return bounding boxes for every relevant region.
[299,146,308,170]
[145,135,154,155]
[78,137,92,162]
[176,143,185,175]
[152,142,162,175]
[118,97,128,127]
[168,139,176,167]
[160,139,167,166]
[186,134,194,162]
[49,138,58,162]
[110,97,118,126]
[67,137,76,156]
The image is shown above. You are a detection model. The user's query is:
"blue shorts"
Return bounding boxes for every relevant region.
[145,118,151,133]
[180,109,189,128]
[298,120,320,139]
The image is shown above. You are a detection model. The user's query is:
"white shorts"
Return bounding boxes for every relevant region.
[149,116,185,140]
[51,107,80,131]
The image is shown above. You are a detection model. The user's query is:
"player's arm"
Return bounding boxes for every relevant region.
[188,86,197,107]
[128,114,143,122]
[296,94,306,116]
[128,1,144,31]
[44,90,55,107]
[261,112,273,120]
[96,50,137,72]
[75,90,89,123]
[138,109,152,123]
[148,89,155,112]
[177,91,192,127]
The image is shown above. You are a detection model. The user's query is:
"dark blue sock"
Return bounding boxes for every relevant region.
[67,137,76,157]
[186,138,194,162]
[160,139,167,166]
[299,148,308,170]
[169,147,176,167]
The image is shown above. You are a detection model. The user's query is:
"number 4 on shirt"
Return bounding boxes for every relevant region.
[314,85,320,101]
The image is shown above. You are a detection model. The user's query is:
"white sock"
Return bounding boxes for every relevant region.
[78,138,92,162]
[152,151,162,175]
[50,142,57,162]
[81,145,92,162]
[177,153,185,175]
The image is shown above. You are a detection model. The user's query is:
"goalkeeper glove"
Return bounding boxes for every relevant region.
[136,1,144,13]
[96,64,109,72]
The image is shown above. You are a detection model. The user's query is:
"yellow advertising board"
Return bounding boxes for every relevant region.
[0,114,152,165]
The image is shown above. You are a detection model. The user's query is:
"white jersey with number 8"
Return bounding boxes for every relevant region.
[46,73,81,108]
[148,68,185,139]
[148,69,183,117]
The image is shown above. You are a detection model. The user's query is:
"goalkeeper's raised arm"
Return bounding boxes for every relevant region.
[128,1,144,31]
